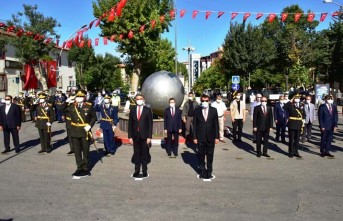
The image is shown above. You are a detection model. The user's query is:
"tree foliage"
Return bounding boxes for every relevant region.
[193,64,227,95]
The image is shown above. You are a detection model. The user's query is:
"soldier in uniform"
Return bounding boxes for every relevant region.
[99,94,119,156]
[65,90,96,177]
[62,95,76,155]
[284,94,305,158]
[14,92,26,122]
[55,90,66,123]
[35,93,56,154]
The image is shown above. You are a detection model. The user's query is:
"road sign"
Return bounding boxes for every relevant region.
[232,76,240,84]
[232,83,240,91]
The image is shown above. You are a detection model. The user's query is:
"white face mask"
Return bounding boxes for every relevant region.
[294,99,300,103]
[98,94,101,97]
[236,96,241,100]
[136,100,144,106]
[39,99,45,104]
[216,99,221,103]
[188,96,193,100]
[104,99,110,104]
[262,101,267,106]
[5,100,11,105]
[76,97,84,103]
[327,99,334,104]
[201,101,209,109]
[306,100,311,104]
[170,103,175,108]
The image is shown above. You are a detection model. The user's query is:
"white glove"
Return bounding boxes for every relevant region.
[112,126,117,131]
[66,98,71,103]
[46,122,51,127]
[84,125,91,132]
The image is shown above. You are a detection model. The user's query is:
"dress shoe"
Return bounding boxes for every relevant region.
[46,149,52,154]
[288,154,294,158]
[326,153,334,158]
[67,151,74,155]
[237,139,242,142]
[1,149,10,154]
[220,140,226,143]
[82,170,91,176]
[143,172,148,178]
[294,154,302,158]
[110,152,115,155]
[262,153,271,158]
[72,170,82,176]
[320,153,326,157]
[256,153,261,158]
[15,149,20,154]
[253,140,257,143]
[132,172,140,178]
[199,173,207,179]
[282,140,287,144]
[38,150,46,154]
[275,137,279,142]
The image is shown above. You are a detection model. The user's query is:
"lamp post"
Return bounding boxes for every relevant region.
[323,0,343,22]
[182,43,195,93]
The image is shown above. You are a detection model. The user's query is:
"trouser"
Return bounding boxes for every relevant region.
[132,137,151,173]
[72,137,90,171]
[276,121,286,141]
[30,110,35,121]
[3,127,20,151]
[66,128,74,152]
[288,129,301,155]
[167,132,179,156]
[96,111,101,121]
[185,116,193,137]
[232,119,243,140]
[21,109,26,122]
[103,129,116,153]
[320,129,334,154]
[38,128,51,151]
[256,130,269,154]
[218,116,225,140]
[198,141,215,176]
[56,109,63,121]
[302,122,312,140]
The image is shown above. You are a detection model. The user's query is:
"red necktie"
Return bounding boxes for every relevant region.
[171,108,174,117]
[137,106,141,120]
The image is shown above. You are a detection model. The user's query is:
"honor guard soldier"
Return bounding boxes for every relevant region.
[14,92,26,122]
[55,91,66,122]
[62,95,76,155]
[35,93,56,154]
[284,94,305,158]
[65,89,96,177]
[99,94,119,156]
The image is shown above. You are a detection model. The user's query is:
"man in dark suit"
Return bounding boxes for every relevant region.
[274,95,287,143]
[318,95,338,158]
[253,97,274,157]
[164,98,182,157]
[0,95,22,154]
[193,94,219,179]
[128,94,153,178]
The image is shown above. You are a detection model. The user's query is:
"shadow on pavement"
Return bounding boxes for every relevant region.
[232,139,256,156]
[181,151,199,174]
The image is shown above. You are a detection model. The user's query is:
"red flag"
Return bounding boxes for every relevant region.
[205,11,212,20]
[192,10,199,19]
[320,13,328,22]
[47,61,57,88]
[89,19,96,29]
[139,25,145,33]
[160,15,165,23]
[294,13,302,22]
[268,13,277,23]
[281,13,288,22]
[151,20,156,29]
[307,13,315,22]
[23,64,38,90]
[25,31,33,37]
[332,11,340,17]
[34,34,41,41]
[62,41,66,48]
[169,9,175,19]
[128,30,134,39]
[119,34,124,40]
[95,38,99,46]
[74,35,79,46]
[79,32,83,41]
[180,9,186,18]
[88,39,92,47]
[110,35,116,41]
[45,38,53,44]
[243,13,251,21]
[108,8,115,22]
[0,22,5,27]
[231,12,238,20]
[16,29,24,37]
[256,13,263,20]
[116,5,123,17]
[6,26,14,33]
[66,40,73,49]
[217,11,224,18]
[56,39,59,47]
[103,37,108,45]
[79,40,85,48]
[95,19,101,27]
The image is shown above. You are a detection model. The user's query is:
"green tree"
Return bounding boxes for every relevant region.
[193,64,227,95]
[93,0,173,92]
[326,22,343,84]
[6,4,60,90]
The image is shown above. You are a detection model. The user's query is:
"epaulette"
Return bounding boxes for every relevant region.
[48,103,52,106]
[86,102,92,105]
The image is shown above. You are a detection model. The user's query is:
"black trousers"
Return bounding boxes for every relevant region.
[167,132,179,156]
[198,141,215,175]
[232,119,243,140]
[3,127,20,151]
[72,137,90,171]
[38,129,51,151]
[256,130,269,154]
[275,121,286,141]
[302,122,312,140]
[320,129,334,154]
[132,137,151,172]
[288,129,301,155]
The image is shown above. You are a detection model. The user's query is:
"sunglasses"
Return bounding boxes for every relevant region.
[5,99,11,101]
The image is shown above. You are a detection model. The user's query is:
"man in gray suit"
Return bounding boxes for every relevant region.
[302,96,316,143]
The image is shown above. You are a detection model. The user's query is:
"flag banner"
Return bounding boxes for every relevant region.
[23,64,38,90]
[47,61,57,88]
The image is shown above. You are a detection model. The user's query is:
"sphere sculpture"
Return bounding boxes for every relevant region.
[141,70,185,117]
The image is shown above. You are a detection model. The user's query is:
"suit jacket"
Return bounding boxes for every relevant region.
[193,106,219,143]
[0,103,22,128]
[164,107,182,133]
[304,103,316,124]
[318,103,338,130]
[273,102,286,122]
[253,105,273,131]
[99,104,119,130]
[128,105,153,140]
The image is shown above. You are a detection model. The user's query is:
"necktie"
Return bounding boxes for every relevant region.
[203,109,208,121]
[237,101,240,114]
[78,104,82,111]
[171,107,174,117]
[137,106,141,120]
[263,106,266,116]
[307,104,310,112]
[329,104,332,115]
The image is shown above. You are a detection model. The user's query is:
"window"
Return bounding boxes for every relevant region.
[0,74,7,91]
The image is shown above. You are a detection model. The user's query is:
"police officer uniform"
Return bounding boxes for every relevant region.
[65,90,96,177]
[35,93,56,153]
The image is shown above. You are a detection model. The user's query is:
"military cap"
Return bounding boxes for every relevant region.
[38,93,47,99]
[104,94,112,99]
[293,93,301,99]
[75,89,87,97]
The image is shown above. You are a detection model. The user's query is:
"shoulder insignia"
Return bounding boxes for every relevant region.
[86,102,92,105]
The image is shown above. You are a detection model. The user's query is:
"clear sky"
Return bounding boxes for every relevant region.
[1,0,341,62]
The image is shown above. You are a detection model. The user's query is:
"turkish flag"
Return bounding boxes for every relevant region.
[128,30,134,39]
[332,11,340,17]
[66,40,73,49]
[268,13,277,23]
[281,13,288,22]
[217,11,224,18]
[88,39,92,47]
[169,9,175,19]
[95,19,101,27]
[294,13,302,22]
[243,13,251,21]
[180,9,186,18]
[23,64,38,90]
[256,13,263,20]
[116,5,123,17]
[205,11,212,20]
[103,37,108,45]
[110,35,116,41]
[192,10,199,19]
[95,38,99,46]
[47,61,57,88]
[151,20,156,29]
[16,29,24,37]
[119,34,124,40]
[139,25,145,33]
[79,40,85,48]
[307,13,315,22]
[74,35,79,46]
[160,15,165,23]
[89,19,96,29]
[108,8,115,22]
[320,13,328,22]
[231,12,238,20]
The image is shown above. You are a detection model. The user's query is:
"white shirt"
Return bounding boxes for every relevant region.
[5,104,11,114]
[211,101,227,117]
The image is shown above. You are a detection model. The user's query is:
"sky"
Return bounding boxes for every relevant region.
[1,0,341,62]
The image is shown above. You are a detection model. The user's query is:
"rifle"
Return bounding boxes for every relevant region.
[88,131,103,163]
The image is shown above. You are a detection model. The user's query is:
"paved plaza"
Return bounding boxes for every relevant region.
[0,113,343,221]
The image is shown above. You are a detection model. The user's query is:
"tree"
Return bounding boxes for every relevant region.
[326,22,343,84]
[93,0,173,92]
[193,64,227,95]
[6,4,60,90]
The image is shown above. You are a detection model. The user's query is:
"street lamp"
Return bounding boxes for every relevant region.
[182,43,195,93]
[323,0,343,22]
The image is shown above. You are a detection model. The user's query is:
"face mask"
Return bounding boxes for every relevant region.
[294,99,300,103]
[5,100,11,105]
[98,94,101,97]
[216,99,221,103]
[136,100,144,106]
[327,99,334,104]
[39,99,45,103]
[76,97,84,103]
[306,100,311,104]
[104,99,110,104]
[201,101,209,108]
[280,100,284,104]
[262,101,267,106]
[188,97,193,100]
[236,96,241,100]
[170,103,175,108]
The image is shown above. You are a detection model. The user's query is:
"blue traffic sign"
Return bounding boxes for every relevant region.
[232,83,240,91]
[232,76,240,84]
